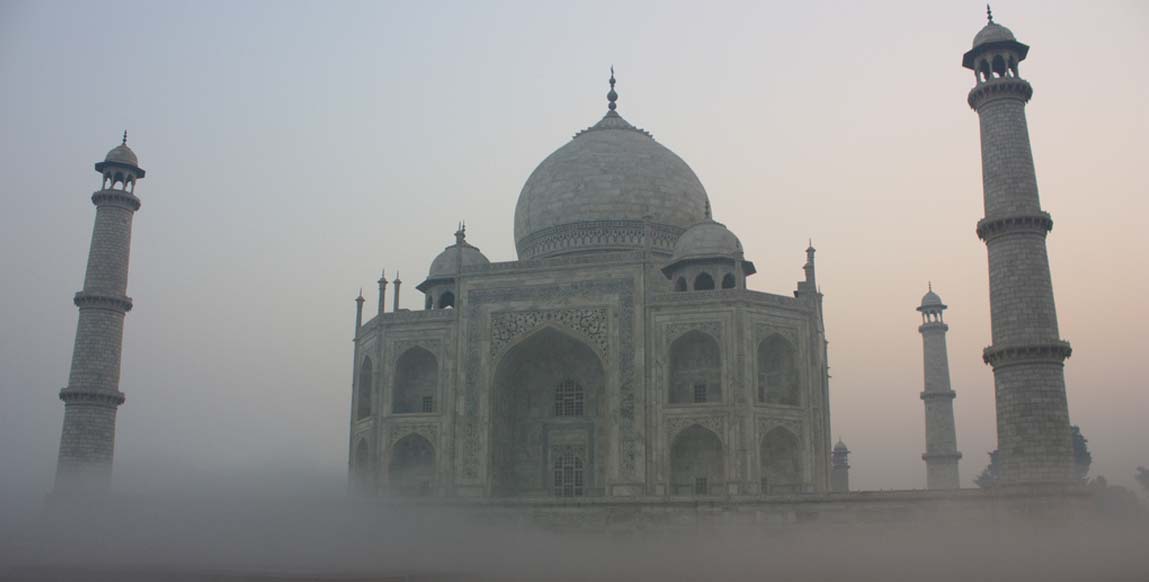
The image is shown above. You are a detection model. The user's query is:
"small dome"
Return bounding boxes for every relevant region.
[671,219,743,262]
[104,143,139,167]
[972,22,1015,47]
[427,230,490,279]
[914,288,942,307]
[834,439,849,452]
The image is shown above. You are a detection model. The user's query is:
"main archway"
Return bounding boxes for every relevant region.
[490,327,605,497]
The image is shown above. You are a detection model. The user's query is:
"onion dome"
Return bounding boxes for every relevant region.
[418,225,489,291]
[94,131,145,176]
[917,284,947,312]
[972,22,1016,48]
[962,7,1029,70]
[513,69,709,259]
[662,210,756,278]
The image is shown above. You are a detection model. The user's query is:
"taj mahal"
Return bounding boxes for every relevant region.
[51,11,1082,520]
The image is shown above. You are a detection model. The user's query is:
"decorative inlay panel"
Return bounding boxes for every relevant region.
[665,321,722,344]
[756,417,803,442]
[755,324,799,347]
[666,415,725,443]
[491,307,609,358]
[388,422,439,448]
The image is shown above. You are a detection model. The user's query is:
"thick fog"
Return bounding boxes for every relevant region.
[2,1,1149,574]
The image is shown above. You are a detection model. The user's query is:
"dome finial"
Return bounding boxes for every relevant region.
[986,4,993,23]
[121,130,128,145]
[929,280,933,292]
[455,221,467,245]
[607,66,618,112]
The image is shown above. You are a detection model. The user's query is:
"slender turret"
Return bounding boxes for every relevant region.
[53,134,145,496]
[830,439,850,493]
[917,285,961,489]
[964,10,1073,484]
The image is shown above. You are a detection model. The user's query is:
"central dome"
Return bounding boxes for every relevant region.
[513,105,710,259]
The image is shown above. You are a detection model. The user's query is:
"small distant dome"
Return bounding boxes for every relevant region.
[671,219,743,262]
[104,143,139,167]
[426,229,490,279]
[833,439,849,452]
[972,22,1015,48]
[919,286,947,312]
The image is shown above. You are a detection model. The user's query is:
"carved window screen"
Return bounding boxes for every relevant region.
[554,380,584,417]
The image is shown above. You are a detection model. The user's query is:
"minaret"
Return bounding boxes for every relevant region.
[377,269,388,317]
[964,8,1074,484]
[392,272,402,312]
[917,285,962,489]
[53,133,145,496]
[830,439,850,493]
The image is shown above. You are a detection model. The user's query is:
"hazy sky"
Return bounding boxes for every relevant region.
[1,0,1147,505]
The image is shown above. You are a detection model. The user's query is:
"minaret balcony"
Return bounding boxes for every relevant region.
[967,77,1033,109]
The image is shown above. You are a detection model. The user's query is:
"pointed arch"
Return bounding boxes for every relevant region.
[694,272,715,290]
[491,326,605,497]
[670,425,724,495]
[758,334,800,405]
[438,290,455,309]
[674,277,687,292]
[721,273,736,289]
[761,427,801,494]
[356,356,374,420]
[393,347,437,414]
[352,438,371,494]
[388,434,434,496]
[669,330,721,404]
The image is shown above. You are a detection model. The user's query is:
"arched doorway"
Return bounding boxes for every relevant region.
[393,347,438,414]
[761,427,802,494]
[669,330,721,404]
[491,327,605,497]
[388,434,434,496]
[670,425,724,495]
[758,335,800,405]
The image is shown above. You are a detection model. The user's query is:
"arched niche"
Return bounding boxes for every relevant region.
[439,290,455,309]
[670,425,724,495]
[758,335,800,406]
[694,272,715,291]
[761,427,801,494]
[721,273,736,289]
[669,330,721,404]
[356,357,373,420]
[674,277,687,292]
[352,438,371,494]
[393,347,438,414]
[491,327,604,497]
[388,434,434,496]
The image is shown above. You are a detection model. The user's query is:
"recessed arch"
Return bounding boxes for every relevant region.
[694,272,715,291]
[761,427,801,494]
[491,327,605,497]
[758,334,800,406]
[438,290,455,309]
[388,433,434,496]
[721,273,736,289]
[669,330,721,404]
[674,277,687,292]
[356,356,374,420]
[670,425,724,495]
[393,347,437,414]
[352,438,371,494]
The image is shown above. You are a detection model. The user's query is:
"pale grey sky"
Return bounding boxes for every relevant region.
[1,0,1147,508]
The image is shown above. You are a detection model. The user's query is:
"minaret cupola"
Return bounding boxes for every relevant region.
[95,131,145,193]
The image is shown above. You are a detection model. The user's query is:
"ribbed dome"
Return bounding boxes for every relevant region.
[513,111,710,259]
[920,288,945,310]
[427,230,489,278]
[104,143,139,167]
[672,219,742,262]
[972,22,1015,47]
